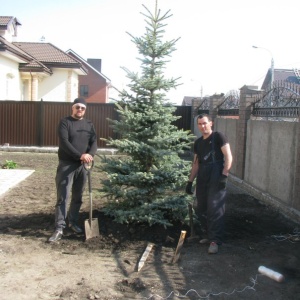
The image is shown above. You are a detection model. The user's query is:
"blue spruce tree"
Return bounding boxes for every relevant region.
[100,2,194,227]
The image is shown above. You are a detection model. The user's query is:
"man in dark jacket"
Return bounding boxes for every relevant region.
[48,98,97,242]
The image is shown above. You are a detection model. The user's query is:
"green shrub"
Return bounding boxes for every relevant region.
[2,160,17,169]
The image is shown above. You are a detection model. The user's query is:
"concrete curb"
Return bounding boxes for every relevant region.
[0,146,119,155]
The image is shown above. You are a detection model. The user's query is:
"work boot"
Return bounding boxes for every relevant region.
[69,223,83,234]
[199,231,209,244]
[199,238,209,244]
[48,230,63,242]
[208,242,218,254]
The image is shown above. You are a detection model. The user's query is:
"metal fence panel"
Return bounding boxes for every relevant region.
[0,101,191,147]
[0,101,38,145]
[173,105,192,131]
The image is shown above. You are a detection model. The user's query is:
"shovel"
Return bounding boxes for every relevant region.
[187,203,199,242]
[84,161,100,240]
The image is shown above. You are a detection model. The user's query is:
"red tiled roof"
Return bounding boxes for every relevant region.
[19,60,53,75]
[0,35,32,61]
[0,16,21,28]
[12,42,80,64]
[0,16,13,26]
[0,36,51,74]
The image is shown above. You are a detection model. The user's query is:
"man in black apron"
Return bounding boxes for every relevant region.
[186,114,232,254]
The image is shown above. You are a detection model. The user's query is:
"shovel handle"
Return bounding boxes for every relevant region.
[83,160,94,171]
[84,161,94,224]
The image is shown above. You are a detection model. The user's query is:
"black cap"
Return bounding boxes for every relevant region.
[73,97,87,107]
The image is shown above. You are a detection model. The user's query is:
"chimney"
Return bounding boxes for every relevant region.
[87,59,102,73]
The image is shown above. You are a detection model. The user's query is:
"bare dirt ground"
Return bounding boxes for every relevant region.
[0,151,299,300]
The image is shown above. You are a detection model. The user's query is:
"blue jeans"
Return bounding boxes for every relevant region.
[54,160,87,230]
[195,162,226,244]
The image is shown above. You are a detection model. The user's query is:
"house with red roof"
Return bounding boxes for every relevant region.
[67,49,111,103]
[0,16,110,103]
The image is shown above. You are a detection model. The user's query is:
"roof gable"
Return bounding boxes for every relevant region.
[261,69,300,90]
[0,16,21,29]
[0,16,21,42]
[66,49,110,82]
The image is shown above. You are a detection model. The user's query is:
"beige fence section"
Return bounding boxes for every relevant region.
[192,86,300,221]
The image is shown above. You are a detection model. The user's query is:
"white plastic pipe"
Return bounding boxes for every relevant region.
[258,266,285,283]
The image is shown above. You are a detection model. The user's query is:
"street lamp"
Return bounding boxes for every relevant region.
[190,79,203,99]
[252,45,274,88]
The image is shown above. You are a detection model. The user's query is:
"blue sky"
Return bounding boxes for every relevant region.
[2,0,300,104]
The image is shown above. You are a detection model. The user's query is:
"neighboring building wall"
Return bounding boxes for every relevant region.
[78,68,107,103]
[0,56,22,100]
[66,51,109,103]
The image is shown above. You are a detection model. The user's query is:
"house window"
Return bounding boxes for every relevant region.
[80,85,89,97]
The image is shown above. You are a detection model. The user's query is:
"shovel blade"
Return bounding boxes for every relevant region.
[84,218,100,240]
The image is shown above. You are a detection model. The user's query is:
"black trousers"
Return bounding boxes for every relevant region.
[54,160,87,230]
[194,162,226,244]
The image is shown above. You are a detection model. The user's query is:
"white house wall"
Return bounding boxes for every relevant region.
[0,56,23,100]
[38,69,79,102]
[68,70,79,102]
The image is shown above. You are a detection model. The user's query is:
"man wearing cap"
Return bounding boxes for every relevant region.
[48,98,97,242]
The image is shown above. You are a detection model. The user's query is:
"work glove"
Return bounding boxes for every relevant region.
[219,174,228,190]
[185,181,193,195]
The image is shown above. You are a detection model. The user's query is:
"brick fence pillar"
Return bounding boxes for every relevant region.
[191,98,202,119]
[209,94,223,124]
[235,85,260,179]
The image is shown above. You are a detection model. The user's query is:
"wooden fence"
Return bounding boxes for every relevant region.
[0,101,191,148]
